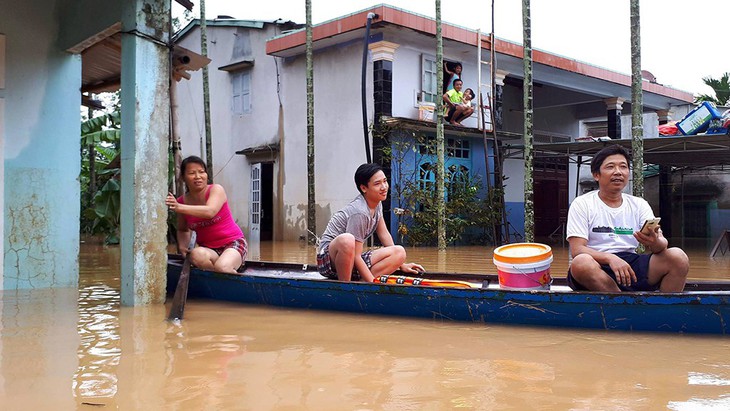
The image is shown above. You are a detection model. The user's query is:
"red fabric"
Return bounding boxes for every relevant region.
[658,122,679,136]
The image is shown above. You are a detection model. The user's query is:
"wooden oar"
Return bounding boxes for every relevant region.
[167,232,197,321]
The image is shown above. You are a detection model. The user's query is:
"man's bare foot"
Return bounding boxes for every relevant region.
[450,121,462,126]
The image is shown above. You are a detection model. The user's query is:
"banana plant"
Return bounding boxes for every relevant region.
[80,112,121,244]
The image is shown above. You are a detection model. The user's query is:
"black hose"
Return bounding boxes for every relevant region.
[361,12,376,163]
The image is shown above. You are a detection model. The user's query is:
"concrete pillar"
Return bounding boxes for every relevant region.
[369,40,399,233]
[120,0,171,306]
[494,69,509,130]
[369,41,398,117]
[656,109,673,125]
[0,33,5,285]
[604,97,624,139]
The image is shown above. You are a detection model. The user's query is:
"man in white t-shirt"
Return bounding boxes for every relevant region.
[566,145,689,292]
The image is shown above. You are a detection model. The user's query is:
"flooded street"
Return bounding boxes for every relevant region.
[1,239,729,410]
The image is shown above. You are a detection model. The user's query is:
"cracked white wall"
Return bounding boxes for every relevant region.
[1,1,81,289]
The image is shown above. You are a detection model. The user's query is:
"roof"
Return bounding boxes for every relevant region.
[529,133,730,168]
[265,3,693,108]
[174,18,300,42]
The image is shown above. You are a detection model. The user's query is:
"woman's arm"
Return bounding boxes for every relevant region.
[443,61,454,75]
[167,184,228,219]
[175,214,192,256]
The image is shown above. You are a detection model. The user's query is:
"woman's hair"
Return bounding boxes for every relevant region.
[354,163,384,194]
[180,155,208,175]
[590,144,631,175]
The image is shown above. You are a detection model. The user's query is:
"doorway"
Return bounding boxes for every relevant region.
[250,162,273,242]
[533,156,568,240]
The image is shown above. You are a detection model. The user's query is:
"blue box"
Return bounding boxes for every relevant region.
[677,101,721,135]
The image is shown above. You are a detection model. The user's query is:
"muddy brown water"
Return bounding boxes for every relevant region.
[1,239,729,410]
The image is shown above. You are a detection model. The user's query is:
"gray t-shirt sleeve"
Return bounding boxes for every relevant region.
[346,212,372,243]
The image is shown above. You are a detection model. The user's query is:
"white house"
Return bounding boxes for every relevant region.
[174,4,703,245]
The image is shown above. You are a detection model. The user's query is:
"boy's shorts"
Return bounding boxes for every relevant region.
[567,251,657,291]
[316,250,373,280]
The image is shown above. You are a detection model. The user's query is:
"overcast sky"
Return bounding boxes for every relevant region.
[177,0,728,97]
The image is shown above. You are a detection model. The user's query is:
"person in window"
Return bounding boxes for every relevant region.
[443,62,462,94]
[443,79,474,126]
[316,163,424,282]
[166,155,247,273]
[566,145,688,292]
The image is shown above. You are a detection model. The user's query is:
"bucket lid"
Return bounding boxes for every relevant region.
[493,242,552,264]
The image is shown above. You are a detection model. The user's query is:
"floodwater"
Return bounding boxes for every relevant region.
[1,239,729,410]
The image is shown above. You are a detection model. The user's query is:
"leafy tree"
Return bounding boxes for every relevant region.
[695,72,730,106]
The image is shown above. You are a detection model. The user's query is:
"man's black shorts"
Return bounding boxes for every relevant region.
[567,252,658,291]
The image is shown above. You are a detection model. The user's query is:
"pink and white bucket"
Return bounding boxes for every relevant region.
[493,243,553,290]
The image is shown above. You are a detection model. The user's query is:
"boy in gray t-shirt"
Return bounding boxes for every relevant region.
[316,163,423,282]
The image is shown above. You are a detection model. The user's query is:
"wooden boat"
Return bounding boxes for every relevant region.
[167,255,730,335]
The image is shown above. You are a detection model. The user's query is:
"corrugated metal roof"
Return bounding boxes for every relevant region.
[530,134,730,168]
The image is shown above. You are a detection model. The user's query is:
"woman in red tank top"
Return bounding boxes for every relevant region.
[165,156,247,273]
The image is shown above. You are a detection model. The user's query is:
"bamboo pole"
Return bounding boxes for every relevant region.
[522,0,534,242]
[305,0,317,244]
[435,0,446,250]
[630,0,644,197]
[200,0,213,182]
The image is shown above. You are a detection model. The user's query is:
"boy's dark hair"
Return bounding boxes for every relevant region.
[590,144,631,175]
[354,163,384,194]
[452,78,463,87]
[464,88,475,99]
[180,155,208,175]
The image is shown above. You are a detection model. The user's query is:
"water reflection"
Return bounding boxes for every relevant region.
[0,239,728,409]
[73,241,120,408]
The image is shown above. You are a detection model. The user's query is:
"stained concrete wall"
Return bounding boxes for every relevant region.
[177,23,379,241]
[175,22,289,240]
[277,39,372,240]
[1,0,81,288]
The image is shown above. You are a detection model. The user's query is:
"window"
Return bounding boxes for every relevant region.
[421,55,437,104]
[232,70,251,114]
[447,138,470,159]
[416,137,473,203]
[418,162,436,190]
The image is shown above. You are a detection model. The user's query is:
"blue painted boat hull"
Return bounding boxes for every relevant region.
[167,259,730,335]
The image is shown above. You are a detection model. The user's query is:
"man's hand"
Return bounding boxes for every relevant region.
[607,254,636,287]
[634,225,667,253]
[399,263,425,274]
